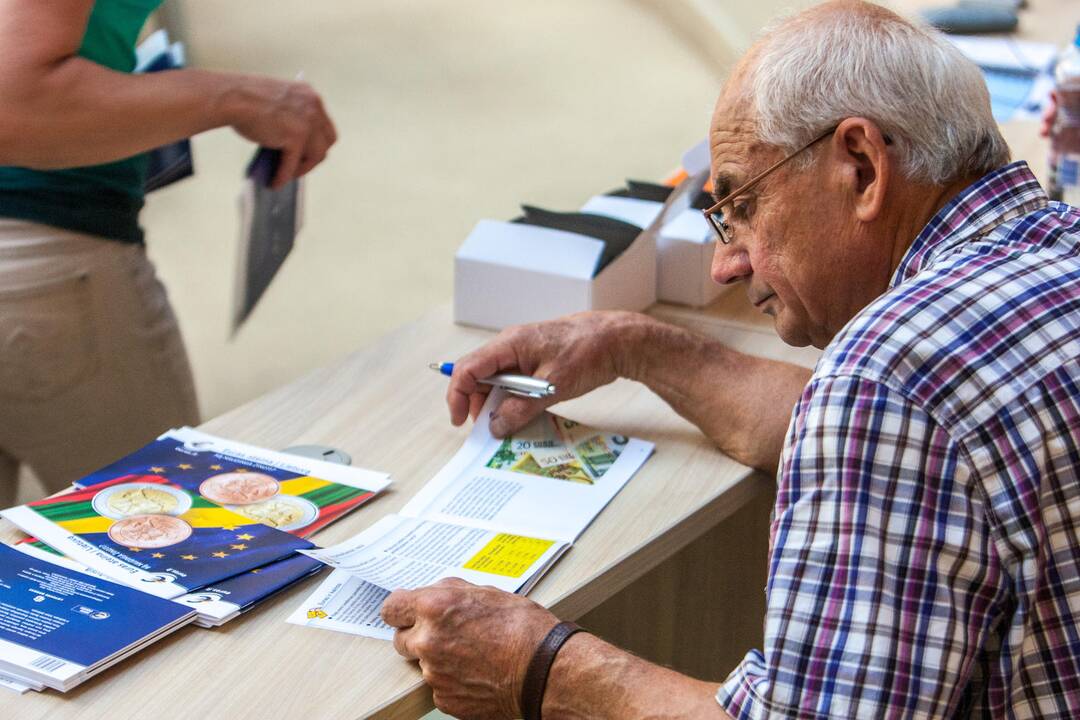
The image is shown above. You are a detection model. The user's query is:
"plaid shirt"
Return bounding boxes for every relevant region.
[717,162,1080,719]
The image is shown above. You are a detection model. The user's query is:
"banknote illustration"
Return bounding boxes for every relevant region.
[486,415,628,484]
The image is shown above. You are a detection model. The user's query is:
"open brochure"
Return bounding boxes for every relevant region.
[1,428,389,600]
[289,392,653,639]
[0,543,195,693]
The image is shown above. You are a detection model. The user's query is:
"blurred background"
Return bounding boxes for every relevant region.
[142,0,817,420]
[142,0,1065,419]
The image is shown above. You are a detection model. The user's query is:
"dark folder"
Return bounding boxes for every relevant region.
[607,179,674,204]
[233,148,301,332]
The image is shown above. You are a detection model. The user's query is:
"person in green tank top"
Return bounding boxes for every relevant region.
[0,1,338,506]
[0,0,164,243]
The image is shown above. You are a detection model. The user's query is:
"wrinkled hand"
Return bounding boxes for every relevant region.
[381,578,559,720]
[448,311,644,437]
[230,76,338,188]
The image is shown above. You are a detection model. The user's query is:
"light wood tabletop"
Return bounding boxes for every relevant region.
[0,302,791,720]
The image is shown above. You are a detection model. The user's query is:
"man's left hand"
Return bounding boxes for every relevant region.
[381,578,559,720]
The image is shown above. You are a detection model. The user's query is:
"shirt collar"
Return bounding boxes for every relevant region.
[890,161,1048,288]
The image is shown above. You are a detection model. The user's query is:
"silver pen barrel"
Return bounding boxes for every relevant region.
[480,373,556,398]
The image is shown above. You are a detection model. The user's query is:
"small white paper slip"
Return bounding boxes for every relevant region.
[289,517,395,639]
[0,671,38,694]
[286,569,394,641]
[682,138,711,176]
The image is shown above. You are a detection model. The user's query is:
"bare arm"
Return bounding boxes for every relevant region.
[543,631,730,719]
[0,0,336,187]
[621,314,810,471]
[447,311,809,472]
[381,579,730,720]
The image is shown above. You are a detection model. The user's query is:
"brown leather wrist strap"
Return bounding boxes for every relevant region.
[520,621,583,720]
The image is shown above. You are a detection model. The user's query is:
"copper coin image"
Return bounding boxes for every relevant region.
[199,472,279,505]
[108,514,192,549]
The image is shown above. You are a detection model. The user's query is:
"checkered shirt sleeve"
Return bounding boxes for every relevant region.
[718,374,995,719]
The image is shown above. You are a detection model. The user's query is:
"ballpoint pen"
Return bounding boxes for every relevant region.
[428,362,556,399]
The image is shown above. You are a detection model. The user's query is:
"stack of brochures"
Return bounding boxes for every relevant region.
[0,428,390,692]
[287,392,653,640]
[0,543,195,694]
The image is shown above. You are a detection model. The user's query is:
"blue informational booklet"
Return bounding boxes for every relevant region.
[175,552,325,627]
[136,29,195,193]
[0,544,195,692]
[15,539,324,630]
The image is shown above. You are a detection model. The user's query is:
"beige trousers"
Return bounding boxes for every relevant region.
[0,219,199,506]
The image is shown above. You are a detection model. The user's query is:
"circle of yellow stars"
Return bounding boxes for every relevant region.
[149,463,224,474]
[126,532,257,561]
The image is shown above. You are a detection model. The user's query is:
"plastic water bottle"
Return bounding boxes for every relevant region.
[1049,26,1080,204]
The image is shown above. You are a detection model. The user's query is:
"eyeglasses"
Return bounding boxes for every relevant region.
[702,126,837,245]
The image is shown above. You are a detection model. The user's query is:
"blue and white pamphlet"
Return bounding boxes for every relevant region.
[0,543,195,692]
[15,538,326,630]
[175,552,325,627]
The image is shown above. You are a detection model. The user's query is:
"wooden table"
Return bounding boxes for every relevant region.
[0,300,798,720]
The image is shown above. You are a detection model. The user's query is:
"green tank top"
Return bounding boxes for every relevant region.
[0,0,165,243]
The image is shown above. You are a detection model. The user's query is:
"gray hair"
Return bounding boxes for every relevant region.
[743,1,1010,184]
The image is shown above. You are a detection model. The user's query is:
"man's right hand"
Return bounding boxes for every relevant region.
[446,311,649,437]
[449,307,810,472]
[226,76,338,189]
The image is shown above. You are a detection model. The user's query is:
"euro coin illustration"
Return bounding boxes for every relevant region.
[108,514,193,548]
[227,495,317,532]
[199,472,280,505]
[92,483,192,519]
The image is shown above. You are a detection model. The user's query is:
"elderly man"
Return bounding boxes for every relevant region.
[381,1,1080,717]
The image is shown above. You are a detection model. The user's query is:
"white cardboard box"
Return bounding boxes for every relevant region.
[580,174,722,308]
[454,219,656,330]
[654,170,723,307]
[580,195,664,230]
